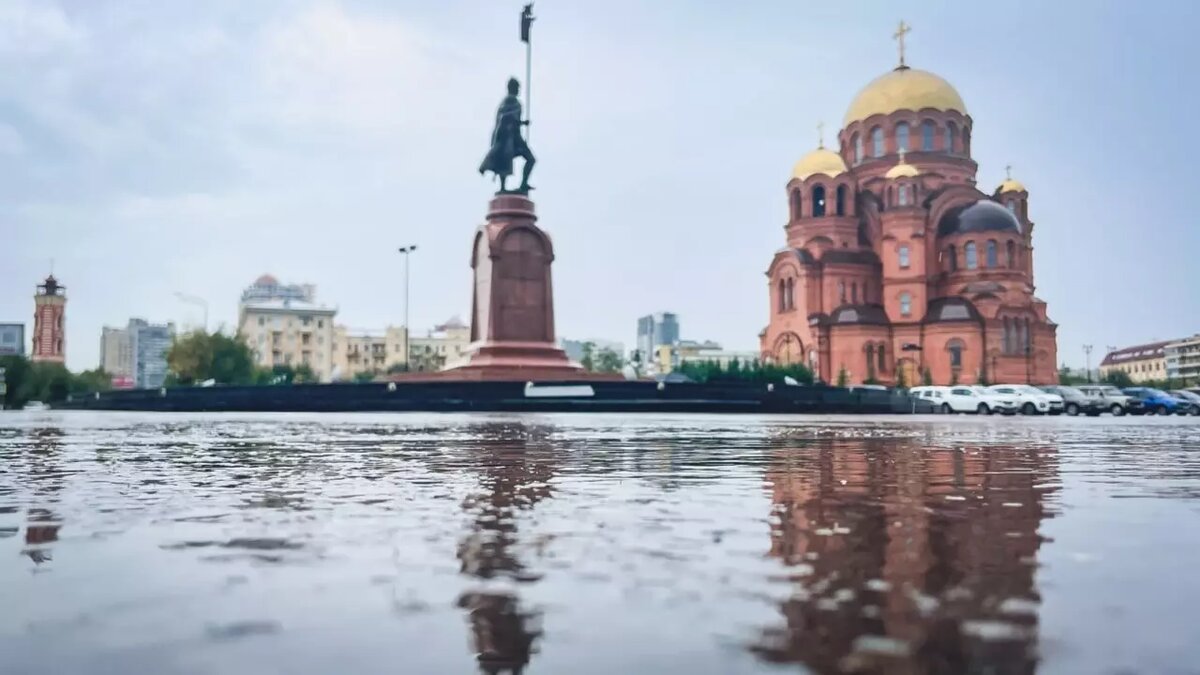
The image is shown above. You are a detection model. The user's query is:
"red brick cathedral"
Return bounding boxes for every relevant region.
[760,29,1057,386]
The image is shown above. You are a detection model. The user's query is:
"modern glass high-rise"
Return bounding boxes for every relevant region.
[636,312,680,362]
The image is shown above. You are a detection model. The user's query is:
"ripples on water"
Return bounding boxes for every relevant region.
[1,412,1198,674]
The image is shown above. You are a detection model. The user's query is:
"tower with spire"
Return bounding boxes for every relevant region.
[32,274,67,364]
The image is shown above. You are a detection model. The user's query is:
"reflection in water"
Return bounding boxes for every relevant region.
[456,424,553,674]
[756,436,1057,673]
[22,428,66,565]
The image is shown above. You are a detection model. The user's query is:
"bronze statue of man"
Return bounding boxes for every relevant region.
[479,77,535,194]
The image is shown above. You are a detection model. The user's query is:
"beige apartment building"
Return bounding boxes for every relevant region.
[239,301,337,380]
[331,326,408,380]
[410,317,471,371]
[1165,334,1200,383]
[1099,341,1169,383]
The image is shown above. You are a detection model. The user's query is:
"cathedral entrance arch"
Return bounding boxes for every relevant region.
[773,332,806,365]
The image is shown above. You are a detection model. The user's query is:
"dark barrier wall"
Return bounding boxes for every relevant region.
[55,381,931,415]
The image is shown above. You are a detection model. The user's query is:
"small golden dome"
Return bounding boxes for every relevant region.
[791,148,848,181]
[885,151,920,179]
[998,178,1027,193]
[843,67,967,127]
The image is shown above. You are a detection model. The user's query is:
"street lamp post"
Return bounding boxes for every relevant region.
[398,245,418,370]
[174,292,209,332]
[1083,344,1094,383]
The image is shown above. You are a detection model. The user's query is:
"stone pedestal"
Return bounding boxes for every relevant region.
[445,194,584,380]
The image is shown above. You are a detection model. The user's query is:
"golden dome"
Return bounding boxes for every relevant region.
[998,178,1027,193]
[885,151,920,179]
[791,147,848,181]
[843,67,967,127]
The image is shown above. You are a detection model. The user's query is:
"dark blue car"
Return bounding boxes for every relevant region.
[1122,387,1188,415]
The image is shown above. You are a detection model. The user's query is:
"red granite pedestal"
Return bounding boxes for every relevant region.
[430,194,589,381]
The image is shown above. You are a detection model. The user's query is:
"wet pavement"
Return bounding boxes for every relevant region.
[1,412,1198,674]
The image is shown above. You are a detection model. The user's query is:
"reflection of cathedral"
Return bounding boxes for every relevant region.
[456,425,557,674]
[753,435,1058,672]
[760,24,1057,385]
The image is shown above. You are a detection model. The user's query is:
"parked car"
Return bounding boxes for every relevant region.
[988,384,1063,415]
[1169,390,1200,416]
[1122,387,1188,416]
[1039,385,1104,416]
[1077,384,1140,415]
[909,386,949,412]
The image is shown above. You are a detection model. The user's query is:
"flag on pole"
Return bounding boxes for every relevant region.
[521,3,534,43]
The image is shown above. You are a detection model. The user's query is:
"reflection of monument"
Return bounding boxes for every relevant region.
[22,428,66,565]
[456,424,557,673]
[752,435,1059,673]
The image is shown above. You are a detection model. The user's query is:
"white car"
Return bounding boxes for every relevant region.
[911,385,1016,414]
[988,384,1063,415]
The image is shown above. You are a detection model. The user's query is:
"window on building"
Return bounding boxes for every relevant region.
[965,241,978,270]
[866,344,876,379]
[1023,319,1032,352]
[1002,317,1011,354]
[318,319,324,329]
[777,279,786,313]
[853,133,863,164]
[836,185,847,216]
[986,240,998,268]
[947,245,958,272]
[871,126,884,157]
[896,122,910,152]
[838,281,846,304]
[812,185,826,217]
[1006,240,1016,268]
[787,278,795,310]
[1006,201,1016,213]
[258,317,265,326]
[948,339,964,369]
[898,184,910,206]
[899,292,912,317]
[922,121,935,151]
[877,344,886,373]
[898,245,910,269]
[851,282,859,304]
[945,121,957,153]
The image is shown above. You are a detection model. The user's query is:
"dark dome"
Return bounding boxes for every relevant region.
[831,304,889,325]
[937,199,1021,237]
[924,297,982,323]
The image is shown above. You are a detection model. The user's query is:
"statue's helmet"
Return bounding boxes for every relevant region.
[507,77,520,94]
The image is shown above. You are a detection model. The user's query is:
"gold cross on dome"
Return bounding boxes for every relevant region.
[893,20,911,68]
[817,121,825,148]
[1005,164,1013,180]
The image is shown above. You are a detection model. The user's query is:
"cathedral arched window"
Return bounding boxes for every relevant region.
[896,122,910,152]
[898,244,911,269]
[921,121,935,151]
[851,282,859,304]
[1002,317,1012,354]
[1006,240,1016,268]
[835,185,847,216]
[898,184,910,206]
[1023,319,1032,352]
[948,339,964,369]
[866,344,876,379]
[790,190,802,220]
[838,281,846,304]
[963,127,972,155]
[899,292,912,317]
[787,278,795,310]
[945,121,958,153]
[777,279,786,313]
[812,185,826,217]
[871,126,884,157]
[946,245,958,272]
[1006,200,1016,213]
[986,240,998,268]
[877,343,887,373]
[853,133,863,164]
[965,241,978,270]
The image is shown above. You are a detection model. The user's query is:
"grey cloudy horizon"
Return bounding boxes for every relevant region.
[2,0,1197,371]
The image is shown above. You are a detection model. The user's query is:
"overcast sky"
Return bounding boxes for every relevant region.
[2,0,1197,371]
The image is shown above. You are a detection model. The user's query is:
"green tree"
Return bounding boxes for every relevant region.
[595,348,622,374]
[1,355,32,408]
[1104,370,1133,388]
[836,366,849,388]
[293,364,316,383]
[921,367,933,386]
[353,371,377,383]
[895,364,908,390]
[167,330,256,385]
[580,342,596,371]
[71,368,112,394]
[674,358,813,385]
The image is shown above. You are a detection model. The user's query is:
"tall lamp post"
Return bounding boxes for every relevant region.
[1083,344,1094,383]
[398,245,418,370]
[174,292,209,332]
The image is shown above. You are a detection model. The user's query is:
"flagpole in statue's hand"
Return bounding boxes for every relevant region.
[521,3,534,141]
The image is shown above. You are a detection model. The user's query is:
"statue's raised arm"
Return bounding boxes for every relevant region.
[478,78,536,194]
